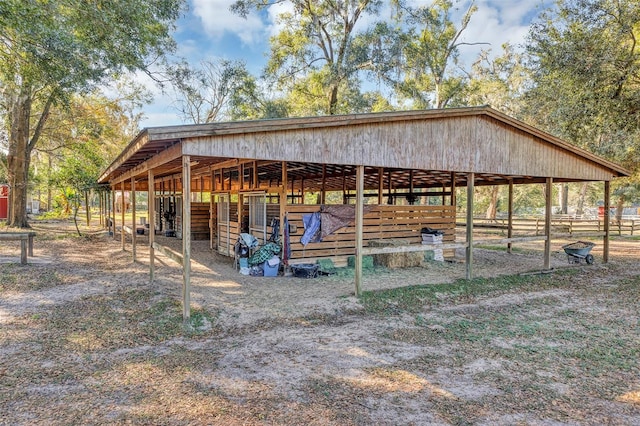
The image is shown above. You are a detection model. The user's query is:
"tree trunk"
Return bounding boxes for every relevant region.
[615,194,625,222]
[559,183,568,214]
[576,182,588,216]
[6,87,33,228]
[6,84,55,227]
[328,84,339,115]
[47,153,53,212]
[485,186,499,219]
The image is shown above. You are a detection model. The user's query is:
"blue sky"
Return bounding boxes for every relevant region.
[138,0,554,128]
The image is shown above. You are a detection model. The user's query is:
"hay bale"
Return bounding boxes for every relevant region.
[368,239,424,268]
[347,255,374,269]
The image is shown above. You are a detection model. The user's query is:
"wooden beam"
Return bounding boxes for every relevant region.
[362,242,466,256]
[466,173,474,280]
[355,165,364,297]
[544,177,553,269]
[474,236,546,246]
[151,241,183,265]
[604,180,610,263]
[182,155,192,322]
[148,169,155,282]
[110,142,182,185]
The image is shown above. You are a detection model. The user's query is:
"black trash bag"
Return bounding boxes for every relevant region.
[421,227,444,236]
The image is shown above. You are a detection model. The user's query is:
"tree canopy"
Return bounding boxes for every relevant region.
[0,0,184,226]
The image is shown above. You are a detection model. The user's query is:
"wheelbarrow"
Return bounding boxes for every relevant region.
[562,241,595,265]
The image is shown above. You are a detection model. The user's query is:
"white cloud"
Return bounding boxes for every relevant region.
[454,0,549,66]
[192,0,266,45]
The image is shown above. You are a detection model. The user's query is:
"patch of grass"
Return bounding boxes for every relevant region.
[476,244,529,253]
[0,265,63,292]
[360,269,578,314]
[40,288,220,354]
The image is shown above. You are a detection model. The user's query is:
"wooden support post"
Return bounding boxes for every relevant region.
[387,169,394,204]
[604,181,610,263]
[210,169,215,250]
[111,187,116,240]
[544,178,553,269]
[355,165,364,296]
[131,177,137,262]
[466,173,474,280]
[182,156,192,322]
[121,181,126,250]
[450,172,456,207]
[342,169,347,204]
[409,170,414,199]
[148,170,155,282]
[378,167,384,205]
[85,191,90,226]
[280,161,287,242]
[321,165,327,204]
[253,161,258,189]
[507,180,514,254]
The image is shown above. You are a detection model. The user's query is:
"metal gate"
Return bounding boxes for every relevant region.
[215,193,231,255]
[245,192,267,245]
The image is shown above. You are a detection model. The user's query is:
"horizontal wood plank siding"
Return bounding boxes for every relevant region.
[182,115,616,181]
[284,204,456,263]
[191,202,210,240]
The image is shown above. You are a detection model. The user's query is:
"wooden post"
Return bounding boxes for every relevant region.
[280,161,288,242]
[544,178,553,270]
[466,173,474,280]
[450,172,456,207]
[121,181,126,251]
[355,165,365,296]
[321,164,327,204]
[507,180,514,254]
[253,161,258,189]
[604,180,610,263]
[131,177,136,262]
[210,169,215,250]
[111,187,116,240]
[85,191,90,226]
[378,167,384,205]
[148,170,155,282]
[182,156,192,322]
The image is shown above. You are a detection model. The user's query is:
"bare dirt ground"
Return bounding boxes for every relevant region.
[1,219,639,425]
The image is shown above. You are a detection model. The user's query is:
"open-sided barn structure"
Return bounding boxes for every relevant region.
[98,106,629,319]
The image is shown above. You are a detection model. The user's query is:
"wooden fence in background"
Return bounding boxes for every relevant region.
[462,217,640,237]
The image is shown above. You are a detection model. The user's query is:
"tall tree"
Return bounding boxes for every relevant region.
[466,44,530,116]
[525,0,640,216]
[0,0,182,227]
[232,0,382,115]
[371,0,485,109]
[170,59,255,124]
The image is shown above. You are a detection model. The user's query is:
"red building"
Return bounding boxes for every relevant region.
[0,184,8,220]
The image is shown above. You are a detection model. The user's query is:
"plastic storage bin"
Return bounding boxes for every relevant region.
[263,257,280,277]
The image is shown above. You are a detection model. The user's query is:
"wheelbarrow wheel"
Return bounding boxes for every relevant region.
[585,254,594,265]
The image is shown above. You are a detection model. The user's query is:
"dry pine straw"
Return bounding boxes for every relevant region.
[0,221,639,425]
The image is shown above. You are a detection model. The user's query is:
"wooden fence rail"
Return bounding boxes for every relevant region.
[459,217,640,237]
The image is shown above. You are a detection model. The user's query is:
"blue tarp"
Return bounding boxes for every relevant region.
[300,212,321,246]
